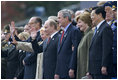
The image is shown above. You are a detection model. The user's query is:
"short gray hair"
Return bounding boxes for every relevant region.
[68,9,74,17]
[48,16,58,24]
[48,19,57,30]
[58,9,72,21]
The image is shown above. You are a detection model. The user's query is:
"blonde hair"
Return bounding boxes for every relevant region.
[18,32,30,40]
[15,27,24,34]
[40,27,45,34]
[97,1,107,6]
[76,12,92,27]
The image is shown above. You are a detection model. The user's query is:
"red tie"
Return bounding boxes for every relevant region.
[60,30,64,44]
[47,37,51,44]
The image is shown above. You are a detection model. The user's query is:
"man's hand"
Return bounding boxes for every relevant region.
[54,74,59,79]
[9,21,16,35]
[86,72,90,76]
[31,31,37,40]
[11,31,17,45]
[69,69,75,78]
[14,77,17,79]
[22,60,25,66]
[85,72,92,79]
[101,66,107,75]
[12,38,18,45]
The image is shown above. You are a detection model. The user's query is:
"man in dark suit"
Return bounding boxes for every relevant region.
[31,19,59,78]
[87,7,113,79]
[10,17,42,79]
[22,17,42,79]
[54,9,82,79]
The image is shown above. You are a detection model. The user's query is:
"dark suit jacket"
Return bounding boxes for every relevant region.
[22,31,42,65]
[55,24,82,78]
[32,32,59,79]
[43,33,59,79]
[88,21,113,75]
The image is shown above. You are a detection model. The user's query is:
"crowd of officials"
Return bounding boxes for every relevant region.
[1,1,117,79]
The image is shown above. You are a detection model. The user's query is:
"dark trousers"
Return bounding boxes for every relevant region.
[60,76,70,79]
[60,70,76,79]
[112,64,117,78]
[60,75,76,79]
[91,74,111,79]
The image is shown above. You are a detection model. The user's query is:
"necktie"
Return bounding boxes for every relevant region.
[91,27,97,41]
[93,27,97,36]
[47,37,51,44]
[60,30,64,44]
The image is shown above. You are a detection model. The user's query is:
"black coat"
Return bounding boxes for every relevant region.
[88,21,113,75]
[43,33,59,79]
[32,32,59,79]
[23,31,42,79]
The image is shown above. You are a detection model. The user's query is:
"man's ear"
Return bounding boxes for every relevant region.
[51,25,54,29]
[98,13,102,18]
[37,22,41,28]
[37,22,40,26]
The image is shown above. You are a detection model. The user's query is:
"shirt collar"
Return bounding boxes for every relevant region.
[50,31,58,38]
[107,20,112,25]
[64,23,71,32]
[38,29,40,32]
[96,20,105,30]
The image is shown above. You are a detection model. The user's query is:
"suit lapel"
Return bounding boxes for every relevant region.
[43,39,48,52]
[45,33,58,52]
[57,36,61,53]
[44,39,51,51]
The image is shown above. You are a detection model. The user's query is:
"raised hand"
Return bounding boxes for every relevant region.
[11,21,15,28]
[30,30,37,40]
[9,21,16,35]
[12,37,18,45]
[11,31,18,45]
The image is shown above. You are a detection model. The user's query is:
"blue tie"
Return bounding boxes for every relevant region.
[93,27,97,36]
[91,27,97,41]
